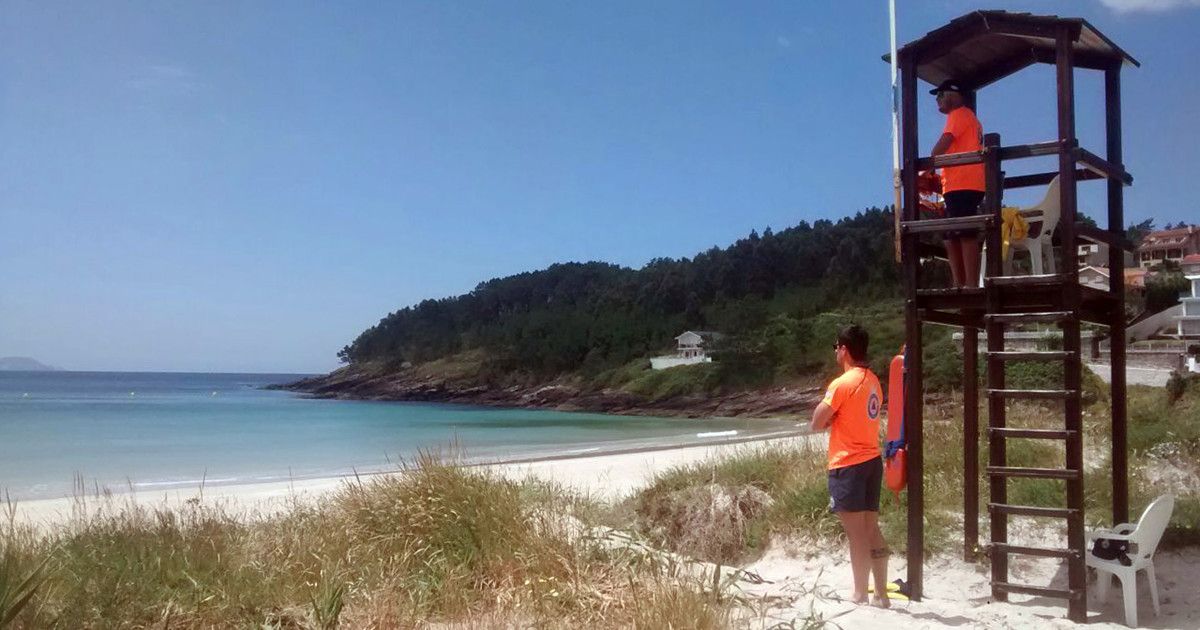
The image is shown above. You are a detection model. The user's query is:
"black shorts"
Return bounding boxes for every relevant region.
[828,456,883,513]
[943,189,985,239]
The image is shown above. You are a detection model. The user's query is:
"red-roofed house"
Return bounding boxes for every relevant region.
[1137,225,1200,268]
[1183,253,1200,275]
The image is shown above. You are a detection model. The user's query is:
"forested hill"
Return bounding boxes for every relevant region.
[338,207,901,380]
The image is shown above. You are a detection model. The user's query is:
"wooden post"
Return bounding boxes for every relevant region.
[1056,26,1088,624]
[963,326,979,562]
[1105,63,1130,526]
[900,53,925,602]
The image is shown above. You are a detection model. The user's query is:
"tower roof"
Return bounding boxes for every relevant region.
[884,10,1138,91]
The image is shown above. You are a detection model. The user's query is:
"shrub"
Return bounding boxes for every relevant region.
[1166,371,1189,405]
[637,484,773,563]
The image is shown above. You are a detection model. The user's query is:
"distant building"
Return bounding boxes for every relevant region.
[1124,267,1148,292]
[1137,225,1200,269]
[1077,242,1136,268]
[1185,270,1200,372]
[1176,273,1200,338]
[650,330,723,370]
[1079,265,1110,291]
[1182,253,1200,276]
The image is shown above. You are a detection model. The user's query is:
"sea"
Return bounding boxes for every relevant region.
[0,371,797,500]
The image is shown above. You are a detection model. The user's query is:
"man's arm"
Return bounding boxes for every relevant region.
[811,401,835,432]
[931,132,954,157]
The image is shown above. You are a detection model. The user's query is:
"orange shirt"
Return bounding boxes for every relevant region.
[940,106,985,193]
[822,366,883,470]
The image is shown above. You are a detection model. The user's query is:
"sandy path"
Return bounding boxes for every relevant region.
[1087,362,1175,387]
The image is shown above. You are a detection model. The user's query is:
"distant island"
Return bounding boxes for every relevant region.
[0,356,63,371]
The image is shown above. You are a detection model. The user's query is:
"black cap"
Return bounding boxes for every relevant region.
[929,79,966,95]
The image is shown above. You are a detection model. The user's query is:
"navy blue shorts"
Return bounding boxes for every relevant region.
[943,189,985,239]
[828,456,883,513]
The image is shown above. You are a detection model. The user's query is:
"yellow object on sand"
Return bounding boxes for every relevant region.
[867,580,911,601]
[1000,206,1028,260]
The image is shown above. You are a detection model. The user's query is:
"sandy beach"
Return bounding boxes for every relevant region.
[8,433,814,529]
[9,433,1199,629]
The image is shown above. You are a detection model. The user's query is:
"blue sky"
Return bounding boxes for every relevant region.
[1,1,1197,373]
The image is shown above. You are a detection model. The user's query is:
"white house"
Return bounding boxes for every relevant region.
[650,330,722,370]
[1176,273,1200,338]
[1078,265,1110,291]
[1181,268,1200,373]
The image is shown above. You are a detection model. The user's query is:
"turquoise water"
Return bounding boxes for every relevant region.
[0,371,795,499]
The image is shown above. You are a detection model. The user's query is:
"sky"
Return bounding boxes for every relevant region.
[1,1,1198,374]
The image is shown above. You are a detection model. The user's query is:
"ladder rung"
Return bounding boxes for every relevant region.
[988,503,1079,519]
[989,428,1074,440]
[988,543,1081,559]
[986,351,1077,362]
[992,581,1082,600]
[987,389,1079,400]
[987,466,1080,480]
[987,274,1069,287]
[985,311,1072,324]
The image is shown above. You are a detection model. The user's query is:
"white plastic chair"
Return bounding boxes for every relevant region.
[1087,494,1174,627]
[1004,175,1061,275]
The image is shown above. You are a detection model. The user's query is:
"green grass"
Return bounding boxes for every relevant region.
[1127,375,1200,458]
[620,362,722,401]
[630,373,1200,563]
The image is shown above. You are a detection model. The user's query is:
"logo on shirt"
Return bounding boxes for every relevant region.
[867,391,881,420]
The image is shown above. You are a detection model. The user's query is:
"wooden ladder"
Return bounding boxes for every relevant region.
[983,276,1088,622]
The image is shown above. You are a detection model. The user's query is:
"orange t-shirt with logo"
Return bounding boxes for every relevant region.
[940,106,985,193]
[821,366,883,470]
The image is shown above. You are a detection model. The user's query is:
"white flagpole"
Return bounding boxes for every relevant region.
[890,0,902,262]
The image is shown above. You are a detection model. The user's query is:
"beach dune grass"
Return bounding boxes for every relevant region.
[1,453,737,628]
[0,541,49,628]
[632,376,1200,564]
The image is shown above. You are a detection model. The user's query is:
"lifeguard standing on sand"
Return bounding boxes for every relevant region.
[810,324,888,606]
[930,79,986,288]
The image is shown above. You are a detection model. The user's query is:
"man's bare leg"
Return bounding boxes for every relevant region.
[961,236,980,287]
[865,511,890,608]
[944,239,964,287]
[837,511,870,602]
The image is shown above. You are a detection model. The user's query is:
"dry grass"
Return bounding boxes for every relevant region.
[0,453,742,629]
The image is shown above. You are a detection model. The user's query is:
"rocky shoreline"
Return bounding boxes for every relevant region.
[278,366,824,419]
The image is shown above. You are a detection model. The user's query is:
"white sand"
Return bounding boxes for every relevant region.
[743,545,1200,629]
[9,433,1199,629]
[8,434,815,529]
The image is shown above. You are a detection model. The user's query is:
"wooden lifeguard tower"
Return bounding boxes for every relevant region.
[890,11,1136,622]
